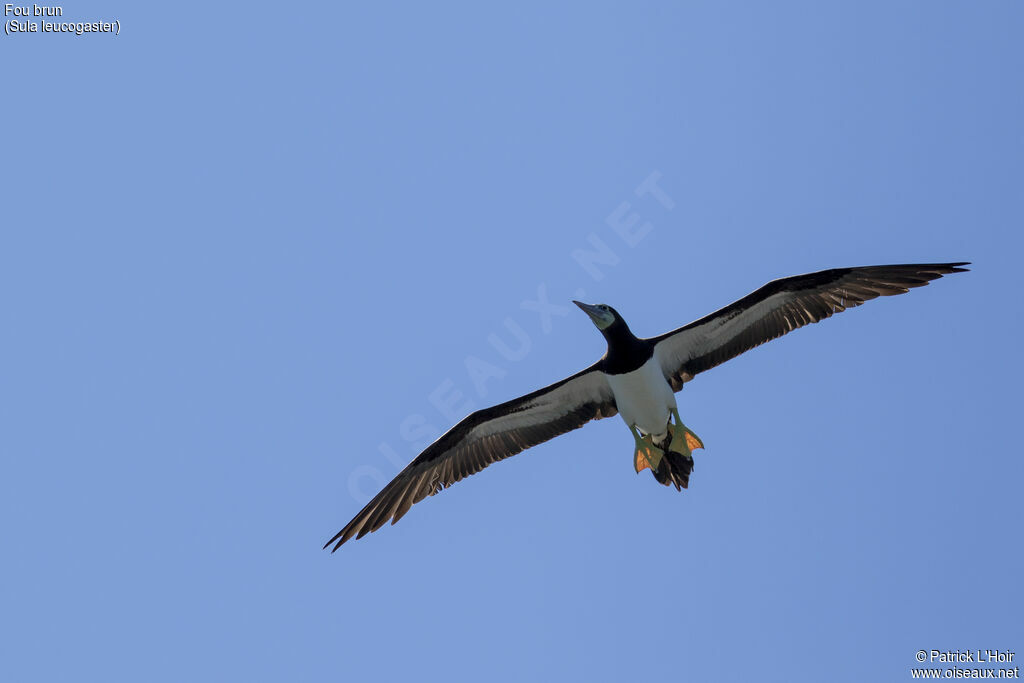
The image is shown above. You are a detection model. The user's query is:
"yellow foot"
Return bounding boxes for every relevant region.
[633,434,665,473]
[669,420,704,458]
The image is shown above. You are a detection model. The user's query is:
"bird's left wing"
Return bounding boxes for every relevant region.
[325,365,617,550]
[650,263,969,390]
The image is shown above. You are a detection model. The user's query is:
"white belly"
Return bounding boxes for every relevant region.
[606,356,678,438]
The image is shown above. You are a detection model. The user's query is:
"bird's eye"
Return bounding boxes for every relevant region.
[600,305,609,311]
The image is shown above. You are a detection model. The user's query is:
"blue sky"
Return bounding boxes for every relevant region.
[3,3,1022,681]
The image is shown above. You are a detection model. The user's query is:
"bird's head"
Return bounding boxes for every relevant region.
[573,301,621,332]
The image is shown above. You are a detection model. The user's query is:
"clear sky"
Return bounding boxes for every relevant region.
[3,3,1022,682]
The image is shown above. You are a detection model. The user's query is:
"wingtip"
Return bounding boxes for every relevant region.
[931,262,970,277]
[323,533,345,553]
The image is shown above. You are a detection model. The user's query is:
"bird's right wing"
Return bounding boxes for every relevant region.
[651,263,969,390]
[324,364,617,551]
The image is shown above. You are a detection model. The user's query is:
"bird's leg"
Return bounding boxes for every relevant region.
[669,408,705,457]
[630,425,665,473]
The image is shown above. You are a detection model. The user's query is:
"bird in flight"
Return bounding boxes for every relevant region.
[325,262,967,551]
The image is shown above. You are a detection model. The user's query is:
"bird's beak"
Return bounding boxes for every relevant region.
[573,300,599,318]
[573,301,614,330]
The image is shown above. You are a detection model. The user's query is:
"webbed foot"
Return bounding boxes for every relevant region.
[631,428,665,473]
[669,409,705,458]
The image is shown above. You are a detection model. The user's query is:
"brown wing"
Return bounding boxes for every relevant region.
[651,263,969,390]
[324,365,617,551]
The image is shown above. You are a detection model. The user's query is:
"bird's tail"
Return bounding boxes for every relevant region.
[651,448,694,491]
